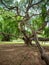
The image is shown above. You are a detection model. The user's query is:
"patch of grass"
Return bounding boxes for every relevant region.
[0,42,24,44]
[41,43,49,46]
[0,41,49,47]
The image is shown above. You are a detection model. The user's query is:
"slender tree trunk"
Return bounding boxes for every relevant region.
[32,30,49,65]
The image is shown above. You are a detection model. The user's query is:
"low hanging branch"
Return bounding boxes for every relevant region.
[32,29,49,65]
[31,37,49,41]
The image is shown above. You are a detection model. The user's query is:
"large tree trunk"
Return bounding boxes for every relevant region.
[22,30,32,46]
[32,30,49,65]
[23,37,32,46]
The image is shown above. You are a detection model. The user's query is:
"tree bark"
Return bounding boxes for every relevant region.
[31,37,49,41]
[22,36,32,46]
[32,30,49,65]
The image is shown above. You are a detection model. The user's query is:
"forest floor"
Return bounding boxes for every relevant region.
[0,44,49,65]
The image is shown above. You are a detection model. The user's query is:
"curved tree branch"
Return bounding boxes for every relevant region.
[1,0,18,9]
[1,0,19,14]
[26,0,42,12]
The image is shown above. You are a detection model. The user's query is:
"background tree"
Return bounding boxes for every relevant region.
[0,7,21,41]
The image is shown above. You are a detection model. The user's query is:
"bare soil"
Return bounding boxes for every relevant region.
[0,44,49,65]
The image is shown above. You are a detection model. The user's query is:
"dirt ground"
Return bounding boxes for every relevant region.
[0,44,49,65]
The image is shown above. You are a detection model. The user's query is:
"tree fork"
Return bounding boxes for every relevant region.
[22,37,33,46]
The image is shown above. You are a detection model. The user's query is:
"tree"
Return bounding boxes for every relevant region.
[0,7,20,41]
[0,0,49,65]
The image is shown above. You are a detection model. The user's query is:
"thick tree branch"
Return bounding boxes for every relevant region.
[32,29,44,53]
[1,0,19,14]
[1,0,18,9]
[32,29,49,65]
[31,37,49,41]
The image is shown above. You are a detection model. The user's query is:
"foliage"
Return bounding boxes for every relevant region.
[0,8,21,41]
[0,0,49,41]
